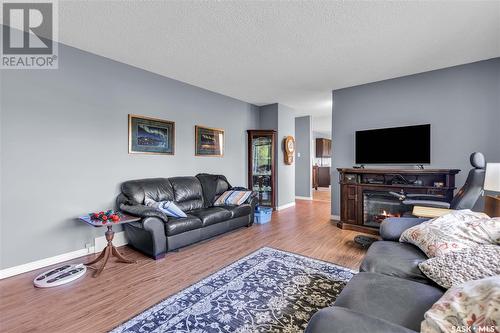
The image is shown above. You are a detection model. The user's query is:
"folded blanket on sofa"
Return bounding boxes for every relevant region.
[145,198,187,218]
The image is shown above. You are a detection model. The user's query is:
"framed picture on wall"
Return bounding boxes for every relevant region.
[195,125,224,157]
[128,114,175,155]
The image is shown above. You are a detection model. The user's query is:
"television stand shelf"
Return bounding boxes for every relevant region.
[337,168,460,235]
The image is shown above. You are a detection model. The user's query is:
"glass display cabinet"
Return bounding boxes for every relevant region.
[247,130,276,209]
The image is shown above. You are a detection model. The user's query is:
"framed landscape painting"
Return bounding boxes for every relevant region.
[195,125,224,157]
[128,114,175,155]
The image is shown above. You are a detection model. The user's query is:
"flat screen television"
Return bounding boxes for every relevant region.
[355,124,431,165]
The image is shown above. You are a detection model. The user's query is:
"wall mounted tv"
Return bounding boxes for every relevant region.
[355,124,431,165]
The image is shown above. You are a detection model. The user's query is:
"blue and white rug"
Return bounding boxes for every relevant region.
[111,247,356,333]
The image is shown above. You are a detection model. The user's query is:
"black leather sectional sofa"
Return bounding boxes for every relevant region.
[116,174,257,259]
[306,217,444,333]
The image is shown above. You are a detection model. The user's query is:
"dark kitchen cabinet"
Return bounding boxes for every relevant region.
[316,138,331,158]
[313,166,331,189]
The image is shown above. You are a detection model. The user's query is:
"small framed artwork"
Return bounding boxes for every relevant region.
[195,125,224,157]
[128,114,175,155]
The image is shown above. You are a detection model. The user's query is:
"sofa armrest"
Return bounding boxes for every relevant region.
[123,216,167,259]
[246,191,258,205]
[226,187,258,225]
[402,199,451,209]
[379,217,429,241]
[305,306,417,333]
[231,186,250,192]
[405,193,446,200]
[119,203,169,223]
[247,193,258,225]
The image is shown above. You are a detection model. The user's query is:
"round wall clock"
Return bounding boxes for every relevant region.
[284,136,295,165]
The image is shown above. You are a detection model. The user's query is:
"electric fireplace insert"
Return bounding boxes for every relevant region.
[363,191,412,228]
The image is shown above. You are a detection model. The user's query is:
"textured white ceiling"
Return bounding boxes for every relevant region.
[55,1,500,116]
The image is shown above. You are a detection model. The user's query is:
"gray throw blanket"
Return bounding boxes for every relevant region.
[196,173,231,207]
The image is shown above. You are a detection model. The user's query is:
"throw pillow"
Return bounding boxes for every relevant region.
[418,244,500,289]
[144,198,187,218]
[399,210,498,257]
[214,190,252,206]
[421,276,500,333]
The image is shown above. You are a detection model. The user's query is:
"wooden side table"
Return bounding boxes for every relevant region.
[79,213,140,277]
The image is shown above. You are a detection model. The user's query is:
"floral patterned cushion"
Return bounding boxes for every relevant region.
[399,210,499,258]
[418,244,500,289]
[421,276,500,333]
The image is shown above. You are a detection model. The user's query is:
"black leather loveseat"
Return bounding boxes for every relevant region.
[116,174,257,259]
[306,217,444,333]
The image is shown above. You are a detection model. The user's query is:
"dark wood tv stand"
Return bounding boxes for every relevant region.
[337,168,460,234]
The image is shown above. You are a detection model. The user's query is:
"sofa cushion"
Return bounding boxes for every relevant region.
[220,204,252,218]
[188,207,232,227]
[164,214,203,236]
[399,210,495,258]
[121,178,174,205]
[306,306,418,333]
[169,177,204,211]
[334,272,444,332]
[421,276,500,333]
[214,190,252,206]
[360,241,430,284]
[380,217,429,241]
[418,244,500,289]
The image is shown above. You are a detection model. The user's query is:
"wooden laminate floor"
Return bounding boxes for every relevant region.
[313,188,331,202]
[0,200,367,333]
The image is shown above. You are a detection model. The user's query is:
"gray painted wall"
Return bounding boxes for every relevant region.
[331,58,500,216]
[313,131,331,140]
[258,103,280,207]
[295,116,312,198]
[277,104,296,207]
[258,103,296,207]
[259,104,279,131]
[0,43,259,269]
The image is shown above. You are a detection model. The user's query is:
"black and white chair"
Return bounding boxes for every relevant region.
[390,152,486,210]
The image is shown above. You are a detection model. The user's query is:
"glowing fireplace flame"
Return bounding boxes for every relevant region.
[379,210,401,218]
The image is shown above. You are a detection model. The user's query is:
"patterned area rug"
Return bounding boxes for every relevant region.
[111,247,355,333]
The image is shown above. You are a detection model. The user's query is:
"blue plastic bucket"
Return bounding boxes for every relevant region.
[254,206,273,224]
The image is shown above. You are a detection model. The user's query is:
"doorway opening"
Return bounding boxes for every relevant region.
[312,126,332,202]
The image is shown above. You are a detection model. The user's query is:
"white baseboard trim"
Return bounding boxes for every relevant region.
[330,215,341,221]
[0,231,129,280]
[276,202,296,211]
[295,196,313,201]
[0,247,93,280]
